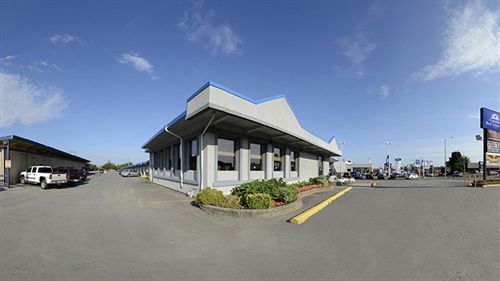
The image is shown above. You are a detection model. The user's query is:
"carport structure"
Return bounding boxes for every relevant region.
[0,135,90,188]
[143,81,342,194]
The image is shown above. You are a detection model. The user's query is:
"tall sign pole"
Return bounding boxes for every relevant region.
[483,127,487,181]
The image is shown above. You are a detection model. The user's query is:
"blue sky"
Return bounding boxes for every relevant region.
[1,0,499,166]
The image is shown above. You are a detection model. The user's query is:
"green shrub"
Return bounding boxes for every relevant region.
[276,186,297,203]
[241,193,272,209]
[196,188,226,206]
[232,178,287,199]
[221,195,242,209]
[310,177,330,187]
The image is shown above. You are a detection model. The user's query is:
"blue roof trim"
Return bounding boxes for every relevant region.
[166,111,187,127]
[186,81,287,105]
[143,111,187,148]
[328,136,335,143]
[141,126,166,148]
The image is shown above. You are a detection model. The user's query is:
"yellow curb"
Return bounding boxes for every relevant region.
[290,187,352,225]
[482,184,500,188]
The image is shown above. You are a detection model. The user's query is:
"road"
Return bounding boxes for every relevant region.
[1,172,499,280]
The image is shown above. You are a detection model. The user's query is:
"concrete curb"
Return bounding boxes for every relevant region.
[198,185,341,219]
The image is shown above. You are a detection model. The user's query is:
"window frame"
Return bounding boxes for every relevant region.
[187,138,198,171]
[217,137,237,171]
[273,147,284,171]
[250,143,264,171]
[290,150,298,172]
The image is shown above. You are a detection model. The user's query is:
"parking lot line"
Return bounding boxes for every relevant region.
[290,187,352,225]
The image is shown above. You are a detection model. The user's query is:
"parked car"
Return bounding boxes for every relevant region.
[376,173,389,180]
[452,171,463,177]
[342,172,352,178]
[488,170,498,177]
[19,166,68,189]
[353,172,365,179]
[390,173,404,179]
[121,170,139,177]
[54,167,82,185]
[406,173,419,180]
[79,168,88,181]
[365,173,375,179]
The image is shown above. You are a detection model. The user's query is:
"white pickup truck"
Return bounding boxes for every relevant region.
[19,166,68,189]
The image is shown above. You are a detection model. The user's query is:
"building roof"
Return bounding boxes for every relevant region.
[143,81,342,156]
[0,135,90,163]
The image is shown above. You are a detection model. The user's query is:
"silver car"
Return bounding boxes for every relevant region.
[121,170,140,177]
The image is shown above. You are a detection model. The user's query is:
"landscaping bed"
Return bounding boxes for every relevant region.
[195,177,336,217]
[198,185,338,218]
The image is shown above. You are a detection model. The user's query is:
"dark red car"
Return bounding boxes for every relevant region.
[54,167,81,185]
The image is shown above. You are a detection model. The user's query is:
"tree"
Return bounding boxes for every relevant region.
[85,163,98,171]
[101,161,117,170]
[117,162,134,169]
[447,151,470,172]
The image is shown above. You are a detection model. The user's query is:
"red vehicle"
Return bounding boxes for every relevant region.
[54,167,82,185]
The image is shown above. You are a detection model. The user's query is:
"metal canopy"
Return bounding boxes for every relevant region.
[0,135,90,163]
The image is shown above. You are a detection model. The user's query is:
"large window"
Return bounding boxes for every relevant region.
[174,144,181,170]
[273,147,283,171]
[154,151,159,169]
[218,138,236,170]
[290,150,298,172]
[159,149,164,171]
[188,139,198,170]
[250,143,264,171]
[164,147,171,170]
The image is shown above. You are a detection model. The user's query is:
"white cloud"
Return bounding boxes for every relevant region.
[413,0,500,81]
[337,33,376,77]
[379,85,390,98]
[0,72,66,127]
[0,56,61,73]
[49,34,82,44]
[117,53,154,74]
[178,1,241,55]
[0,55,16,62]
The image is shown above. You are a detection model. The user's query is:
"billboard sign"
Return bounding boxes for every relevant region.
[481,108,500,132]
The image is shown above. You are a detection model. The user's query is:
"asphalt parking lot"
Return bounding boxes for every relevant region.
[1,172,499,280]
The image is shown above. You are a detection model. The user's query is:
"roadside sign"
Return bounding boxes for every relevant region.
[5,160,11,168]
[481,108,500,132]
[481,108,500,180]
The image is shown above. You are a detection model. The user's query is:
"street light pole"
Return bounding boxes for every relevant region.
[444,139,447,179]
[385,141,392,175]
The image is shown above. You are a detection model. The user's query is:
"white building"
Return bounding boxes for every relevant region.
[142,82,342,194]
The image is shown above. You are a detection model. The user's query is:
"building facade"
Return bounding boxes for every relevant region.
[0,135,90,187]
[142,82,342,194]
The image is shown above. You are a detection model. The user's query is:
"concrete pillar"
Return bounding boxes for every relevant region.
[284,148,290,179]
[322,159,330,177]
[265,144,273,179]
[239,138,249,182]
[203,132,216,188]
